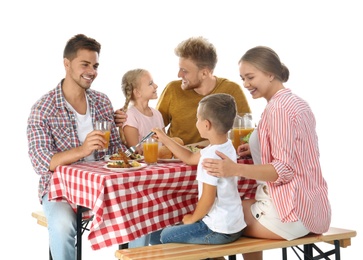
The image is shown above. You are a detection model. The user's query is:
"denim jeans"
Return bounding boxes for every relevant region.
[129,230,166,247]
[42,193,77,260]
[160,220,243,244]
[128,234,151,248]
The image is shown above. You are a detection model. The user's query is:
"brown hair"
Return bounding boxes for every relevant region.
[175,36,217,71]
[239,46,289,83]
[63,34,101,61]
[198,93,237,134]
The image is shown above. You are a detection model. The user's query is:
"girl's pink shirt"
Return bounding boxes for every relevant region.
[123,106,165,141]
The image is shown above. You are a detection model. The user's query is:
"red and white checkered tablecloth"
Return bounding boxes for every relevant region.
[48,159,256,250]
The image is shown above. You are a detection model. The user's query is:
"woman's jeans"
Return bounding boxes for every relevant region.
[158,220,243,244]
[42,193,77,260]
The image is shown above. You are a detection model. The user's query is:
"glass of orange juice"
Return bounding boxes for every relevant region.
[143,137,159,165]
[231,113,254,151]
[94,121,112,154]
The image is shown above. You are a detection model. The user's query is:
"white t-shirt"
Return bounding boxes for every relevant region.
[249,128,266,185]
[65,97,95,161]
[123,106,165,141]
[197,139,246,234]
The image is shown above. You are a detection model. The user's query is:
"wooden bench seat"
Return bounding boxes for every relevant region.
[115,227,356,260]
[32,210,48,227]
[32,210,94,260]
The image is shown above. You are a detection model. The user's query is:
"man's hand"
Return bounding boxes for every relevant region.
[114,109,127,127]
[82,130,108,155]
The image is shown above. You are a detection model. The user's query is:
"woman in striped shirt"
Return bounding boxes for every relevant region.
[202,46,331,260]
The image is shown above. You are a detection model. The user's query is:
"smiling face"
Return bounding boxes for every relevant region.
[239,61,276,101]
[136,71,158,100]
[177,57,204,90]
[64,49,99,90]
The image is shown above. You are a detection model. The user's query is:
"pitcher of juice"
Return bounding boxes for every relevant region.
[231,113,254,151]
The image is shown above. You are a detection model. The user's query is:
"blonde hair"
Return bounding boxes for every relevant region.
[175,36,217,70]
[119,68,147,145]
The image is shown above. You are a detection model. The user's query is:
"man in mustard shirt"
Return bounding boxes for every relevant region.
[156,36,251,145]
[115,36,251,145]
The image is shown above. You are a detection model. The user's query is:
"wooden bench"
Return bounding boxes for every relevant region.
[32,211,52,260]
[32,210,48,227]
[115,227,356,260]
[32,210,94,260]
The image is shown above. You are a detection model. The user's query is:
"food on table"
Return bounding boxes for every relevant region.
[129,153,142,160]
[158,145,173,159]
[110,150,142,160]
[107,160,141,168]
[241,131,252,144]
[186,145,205,152]
[171,137,184,145]
[171,137,184,159]
[158,137,185,159]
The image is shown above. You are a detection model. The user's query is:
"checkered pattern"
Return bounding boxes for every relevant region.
[49,159,255,250]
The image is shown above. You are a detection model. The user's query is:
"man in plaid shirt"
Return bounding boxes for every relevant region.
[27,34,126,260]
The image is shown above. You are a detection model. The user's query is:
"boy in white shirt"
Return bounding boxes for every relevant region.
[151,93,245,244]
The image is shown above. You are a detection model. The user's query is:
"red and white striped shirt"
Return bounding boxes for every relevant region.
[258,88,331,234]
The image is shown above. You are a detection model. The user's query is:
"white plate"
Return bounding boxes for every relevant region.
[157,158,182,163]
[103,163,147,172]
[105,155,144,162]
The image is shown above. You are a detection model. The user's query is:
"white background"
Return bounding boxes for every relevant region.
[1,1,361,259]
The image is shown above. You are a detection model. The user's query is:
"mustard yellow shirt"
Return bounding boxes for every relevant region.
[156,77,251,145]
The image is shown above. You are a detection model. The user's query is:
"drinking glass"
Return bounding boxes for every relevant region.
[231,113,254,151]
[142,137,159,165]
[94,121,112,154]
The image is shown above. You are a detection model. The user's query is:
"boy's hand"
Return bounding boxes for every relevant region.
[182,214,194,224]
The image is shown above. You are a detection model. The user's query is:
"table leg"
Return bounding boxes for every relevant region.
[76,205,83,260]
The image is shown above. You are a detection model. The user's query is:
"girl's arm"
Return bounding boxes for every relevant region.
[123,126,142,154]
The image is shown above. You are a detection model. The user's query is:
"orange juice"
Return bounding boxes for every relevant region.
[104,130,111,149]
[143,142,158,164]
[232,127,254,151]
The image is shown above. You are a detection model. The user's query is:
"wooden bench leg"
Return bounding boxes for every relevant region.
[119,243,129,249]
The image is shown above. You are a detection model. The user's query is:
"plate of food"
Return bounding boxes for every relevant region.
[106,152,144,162]
[103,160,147,172]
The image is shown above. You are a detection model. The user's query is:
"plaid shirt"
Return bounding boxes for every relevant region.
[27,80,126,203]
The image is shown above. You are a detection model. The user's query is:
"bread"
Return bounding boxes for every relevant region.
[171,137,184,145]
[157,137,184,159]
[158,145,173,159]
